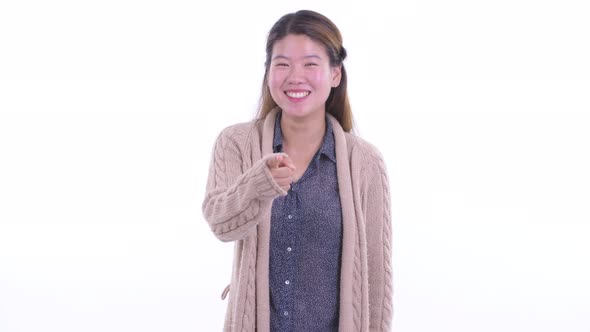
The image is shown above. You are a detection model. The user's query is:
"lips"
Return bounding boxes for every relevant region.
[285,91,310,99]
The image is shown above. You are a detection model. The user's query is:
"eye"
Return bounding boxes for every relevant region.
[275,63,288,67]
[305,63,318,67]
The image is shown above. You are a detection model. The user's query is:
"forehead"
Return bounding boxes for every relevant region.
[271,34,328,60]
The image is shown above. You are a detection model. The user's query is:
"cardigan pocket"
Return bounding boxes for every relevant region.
[221,283,230,300]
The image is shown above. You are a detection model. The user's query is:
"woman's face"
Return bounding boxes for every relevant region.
[268,34,341,120]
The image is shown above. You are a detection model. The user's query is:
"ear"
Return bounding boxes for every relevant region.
[331,64,342,88]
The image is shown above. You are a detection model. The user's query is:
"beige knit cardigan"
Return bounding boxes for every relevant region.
[202,108,392,331]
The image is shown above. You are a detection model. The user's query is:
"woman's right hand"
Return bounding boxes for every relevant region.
[266,153,296,192]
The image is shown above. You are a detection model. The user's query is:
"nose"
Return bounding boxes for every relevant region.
[286,64,305,84]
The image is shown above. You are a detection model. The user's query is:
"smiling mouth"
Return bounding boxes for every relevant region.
[285,91,310,99]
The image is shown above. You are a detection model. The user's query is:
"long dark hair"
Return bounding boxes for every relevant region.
[255,10,353,132]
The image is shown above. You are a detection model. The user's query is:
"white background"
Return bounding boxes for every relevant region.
[1,0,589,331]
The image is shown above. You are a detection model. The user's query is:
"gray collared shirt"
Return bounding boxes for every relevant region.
[269,112,343,331]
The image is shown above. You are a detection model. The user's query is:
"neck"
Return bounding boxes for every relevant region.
[280,110,326,152]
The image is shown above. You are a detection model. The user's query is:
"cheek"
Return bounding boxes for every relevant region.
[268,71,285,90]
[309,70,332,90]
[308,71,322,82]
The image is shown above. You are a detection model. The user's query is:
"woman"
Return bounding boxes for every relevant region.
[203,10,392,332]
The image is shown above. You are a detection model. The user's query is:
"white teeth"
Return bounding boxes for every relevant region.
[285,91,310,98]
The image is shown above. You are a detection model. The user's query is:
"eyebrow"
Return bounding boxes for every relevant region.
[272,55,322,61]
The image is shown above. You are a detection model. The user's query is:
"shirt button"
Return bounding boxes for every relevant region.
[287,247,292,252]
[285,280,290,285]
[284,311,289,316]
[287,215,293,220]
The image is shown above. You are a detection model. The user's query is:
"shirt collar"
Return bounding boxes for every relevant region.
[272,111,336,163]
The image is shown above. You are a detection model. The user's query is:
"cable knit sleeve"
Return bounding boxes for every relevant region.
[202,125,287,242]
[360,144,393,332]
